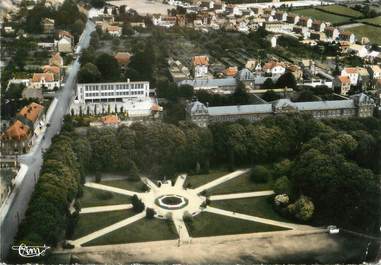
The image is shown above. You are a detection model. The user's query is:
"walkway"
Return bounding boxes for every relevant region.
[174,174,187,188]
[205,206,309,230]
[209,191,274,201]
[68,212,146,247]
[173,213,191,244]
[141,177,159,192]
[80,204,133,214]
[194,169,250,194]
[85,182,139,196]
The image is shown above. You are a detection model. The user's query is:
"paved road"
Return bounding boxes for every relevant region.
[0,20,95,261]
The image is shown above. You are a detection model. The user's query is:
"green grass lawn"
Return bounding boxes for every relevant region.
[210,196,289,222]
[187,212,288,238]
[291,9,351,24]
[184,169,231,189]
[72,210,136,239]
[79,187,130,207]
[207,172,273,195]
[317,5,363,18]
[84,218,178,246]
[100,179,146,192]
[359,16,381,26]
[346,24,381,45]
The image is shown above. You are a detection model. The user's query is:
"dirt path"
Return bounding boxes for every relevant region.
[56,229,370,264]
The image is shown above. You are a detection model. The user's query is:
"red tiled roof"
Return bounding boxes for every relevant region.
[18,102,44,123]
[192,55,209,65]
[343,67,358,74]
[43,65,60,75]
[3,120,30,141]
[101,115,120,125]
[114,52,131,64]
[32,73,55,82]
[338,76,350,84]
[225,66,238,76]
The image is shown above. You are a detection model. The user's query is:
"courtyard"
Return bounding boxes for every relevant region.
[68,169,314,248]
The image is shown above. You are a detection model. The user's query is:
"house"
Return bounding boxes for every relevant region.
[293,26,310,39]
[298,16,312,28]
[58,30,74,43]
[287,13,299,24]
[57,36,73,53]
[49,52,64,68]
[225,66,238,77]
[245,59,257,71]
[339,41,350,54]
[263,61,285,76]
[41,18,55,34]
[325,27,340,41]
[1,102,45,154]
[31,73,59,90]
[192,55,209,78]
[348,44,368,58]
[4,26,15,34]
[357,67,371,88]
[341,67,359,86]
[90,114,121,127]
[130,22,146,28]
[106,25,122,37]
[152,15,177,28]
[368,65,381,80]
[340,31,355,44]
[114,52,131,70]
[286,64,303,80]
[274,11,287,21]
[311,20,326,32]
[310,31,326,42]
[43,65,61,81]
[176,15,186,27]
[334,76,351,95]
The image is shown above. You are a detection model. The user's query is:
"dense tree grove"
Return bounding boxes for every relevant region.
[13,114,381,258]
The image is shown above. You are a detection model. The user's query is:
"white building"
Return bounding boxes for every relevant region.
[341,67,359,86]
[192,55,209,78]
[71,80,162,117]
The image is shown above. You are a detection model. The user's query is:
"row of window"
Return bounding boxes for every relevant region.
[85,91,145,97]
[84,83,146,91]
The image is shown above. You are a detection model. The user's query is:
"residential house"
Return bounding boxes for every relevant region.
[225,66,238,77]
[324,27,340,41]
[263,61,285,76]
[339,41,350,54]
[31,73,59,90]
[49,52,64,68]
[311,20,326,32]
[43,65,61,82]
[341,67,359,86]
[298,16,312,28]
[114,52,131,70]
[348,44,368,58]
[57,36,73,53]
[310,31,327,42]
[41,18,55,34]
[340,31,355,44]
[286,13,299,24]
[192,55,209,78]
[106,25,122,37]
[274,11,287,21]
[368,65,381,80]
[245,59,257,71]
[357,67,371,88]
[334,75,351,95]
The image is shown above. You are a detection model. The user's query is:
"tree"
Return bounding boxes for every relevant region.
[262,78,274,90]
[128,161,140,181]
[276,72,297,89]
[90,0,105,8]
[146,208,155,219]
[72,19,85,38]
[287,195,314,221]
[95,53,121,81]
[274,176,292,195]
[250,165,270,183]
[232,81,249,105]
[131,195,145,212]
[78,63,101,83]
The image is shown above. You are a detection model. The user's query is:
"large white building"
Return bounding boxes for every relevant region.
[71,80,162,117]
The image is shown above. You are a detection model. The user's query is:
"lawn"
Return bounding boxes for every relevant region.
[71,210,136,239]
[79,187,130,207]
[210,196,289,222]
[207,172,273,195]
[291,9,351,25]
[359,16,381,26]
[100,178,146,192]
[186,212,288,238]
[346,24,381,45]
[317,5,363,18]
[84,218,178,246]
[184,169,231,189]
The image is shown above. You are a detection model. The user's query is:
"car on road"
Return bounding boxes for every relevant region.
[327,225,340,234]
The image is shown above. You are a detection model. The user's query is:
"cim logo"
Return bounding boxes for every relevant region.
[11,243,50,258]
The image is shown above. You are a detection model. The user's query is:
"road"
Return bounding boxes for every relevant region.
[0,20,95,261]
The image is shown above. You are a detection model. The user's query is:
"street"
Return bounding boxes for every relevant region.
[0,20,95,261]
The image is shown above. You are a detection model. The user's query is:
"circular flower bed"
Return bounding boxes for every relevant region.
[155,194,189,210]
[161,196,183,205]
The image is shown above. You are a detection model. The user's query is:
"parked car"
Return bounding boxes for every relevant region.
[327,225,340,234]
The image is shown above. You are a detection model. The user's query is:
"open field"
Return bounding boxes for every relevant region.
[79,187,130,207]
[184,169,231,189]
[210,196,289,222]
[359,16,381,26]
[317,5,363,18]
[207,172,273,195]
[84,218,178,246]
[187,212,288,238]
[291,8,351,24]
[107,0,171,15]
[72,210,136,239]
[346,24,381,45]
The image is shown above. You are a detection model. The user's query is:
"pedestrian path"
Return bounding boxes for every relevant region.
[173,213,191,244]
[174,174,187,188]
[209,190,274,201]
[194,169,250,194]
[68,212,146,247]
[205,206,304,230]
[85,182,138,196]
[80,204,133,214]
[141,177,159,192]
